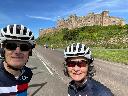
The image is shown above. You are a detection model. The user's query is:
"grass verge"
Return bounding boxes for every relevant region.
[92,49,128,65]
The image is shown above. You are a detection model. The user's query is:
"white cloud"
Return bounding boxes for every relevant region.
[65,0,128,16]
[58,0,105,16]
[26,15,56,21]
[27,0,128,23]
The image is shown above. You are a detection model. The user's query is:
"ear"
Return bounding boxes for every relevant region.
[1,48,5,57]
[63,62,69,76]
[29,49,32,56]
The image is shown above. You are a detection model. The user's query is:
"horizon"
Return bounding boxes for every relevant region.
[40,10,127,29]
[0,0,128,38]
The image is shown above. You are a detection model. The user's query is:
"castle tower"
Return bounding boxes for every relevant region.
[102,10,109,17]
[101,10,109,26]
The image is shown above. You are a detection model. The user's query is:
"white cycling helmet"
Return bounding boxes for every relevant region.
[64,43,93,62]
[0,24,35,47]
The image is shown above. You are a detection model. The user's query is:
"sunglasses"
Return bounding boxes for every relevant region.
[66,60,88,67]
[5,42,31,51]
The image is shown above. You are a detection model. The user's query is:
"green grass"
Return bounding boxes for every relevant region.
[92,49,128,65]
[37,25,128,64]
[56,48,128,65]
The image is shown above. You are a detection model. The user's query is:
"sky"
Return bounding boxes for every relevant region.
[0,0,128,38]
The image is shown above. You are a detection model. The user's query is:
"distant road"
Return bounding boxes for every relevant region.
[27,47,128,96]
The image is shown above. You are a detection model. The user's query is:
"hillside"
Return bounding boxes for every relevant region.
[36,25,128,49]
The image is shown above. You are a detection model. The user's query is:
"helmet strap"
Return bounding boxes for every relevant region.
[6,64,21,71]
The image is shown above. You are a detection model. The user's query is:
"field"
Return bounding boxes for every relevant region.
[92,49,128,65]
[37,25,128,65]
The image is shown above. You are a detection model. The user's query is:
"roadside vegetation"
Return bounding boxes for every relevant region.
[36,25,128,65]
[92,49,128,65]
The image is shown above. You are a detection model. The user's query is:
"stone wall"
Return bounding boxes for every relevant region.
[57,11,125,29]
[39,10,125,37]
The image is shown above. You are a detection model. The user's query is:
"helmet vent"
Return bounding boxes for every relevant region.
[69,46,71,52]
[73,46,76,52]
[77,53,84,55]
[5,35,14,38]
[16,25,21,34]
[29,31,32,36]
[10,27,13,34]
[78,43,82,52]
[86,50,89,54]
[20,37,30,40]
[3,28,7,33]
[23,27,27,35]
[23,30,27,35]
[5,35,30,40]
[73,44,76,52]
[16,29,20,34]
[31,36,34,40]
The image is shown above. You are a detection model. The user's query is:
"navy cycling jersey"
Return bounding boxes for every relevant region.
[0,62,33,96]
[68,78,114,96]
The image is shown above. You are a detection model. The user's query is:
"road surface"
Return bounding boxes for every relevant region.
[27,47,128,96]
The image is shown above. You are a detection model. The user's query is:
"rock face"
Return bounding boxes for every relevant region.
[39,10,125,36]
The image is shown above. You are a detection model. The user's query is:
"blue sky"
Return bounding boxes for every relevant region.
[0,0,128,38]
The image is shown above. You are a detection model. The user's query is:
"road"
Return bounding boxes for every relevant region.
[27,46,128,96]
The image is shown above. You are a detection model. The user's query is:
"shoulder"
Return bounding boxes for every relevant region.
[0,60,3,67]
[0,62,16,86]
[0,61,5,75]
[23,66,32,73]
[23,66,33,76]
[20,66,33,82]
[91,79,114,96]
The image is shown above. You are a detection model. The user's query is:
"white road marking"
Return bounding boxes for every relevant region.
[33,49,69,84]
[33,50,53,76]
[40,58,53,75]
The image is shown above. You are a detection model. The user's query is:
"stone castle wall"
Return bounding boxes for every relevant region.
[39,27,57,36]
[39,11,125,36]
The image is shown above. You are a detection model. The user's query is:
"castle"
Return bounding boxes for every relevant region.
[39,10,125,36]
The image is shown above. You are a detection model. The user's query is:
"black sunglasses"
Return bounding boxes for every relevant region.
[66,60,88,67]
[5,42,31,51]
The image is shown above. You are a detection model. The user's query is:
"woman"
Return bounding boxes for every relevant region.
[63,43,114,96]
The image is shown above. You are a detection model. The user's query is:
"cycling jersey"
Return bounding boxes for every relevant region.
[0,61,33,96]
[68,78,114,96]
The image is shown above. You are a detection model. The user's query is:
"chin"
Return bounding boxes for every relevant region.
[72,76,83,81]
[14,64,25,69]
[72,74,86,81]
[10,62,25,67]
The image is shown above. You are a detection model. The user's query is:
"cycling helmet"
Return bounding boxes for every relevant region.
[0,24,35,48]
[64,43,93,62]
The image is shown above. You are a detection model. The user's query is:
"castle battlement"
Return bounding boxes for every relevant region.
[39,10,125,37]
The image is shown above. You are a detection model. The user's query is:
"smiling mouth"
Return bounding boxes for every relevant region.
[73,73,81,75]
[12,57,23,59]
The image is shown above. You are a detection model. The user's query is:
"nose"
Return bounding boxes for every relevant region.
[14,47,21,53]
[74,64,80,71]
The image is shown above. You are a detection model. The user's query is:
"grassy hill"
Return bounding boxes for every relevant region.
[36,25,128,64]
[36,25,128,49]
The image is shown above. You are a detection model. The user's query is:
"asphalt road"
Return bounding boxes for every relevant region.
[27,47,128,96]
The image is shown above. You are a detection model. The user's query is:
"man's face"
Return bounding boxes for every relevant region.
[4,41,31,69]
[67,57,88,82]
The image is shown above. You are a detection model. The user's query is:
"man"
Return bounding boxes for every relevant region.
[0,24,35,95]
[63,43,114,96]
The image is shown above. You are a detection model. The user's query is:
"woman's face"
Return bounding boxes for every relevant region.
[67,57,88,82]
